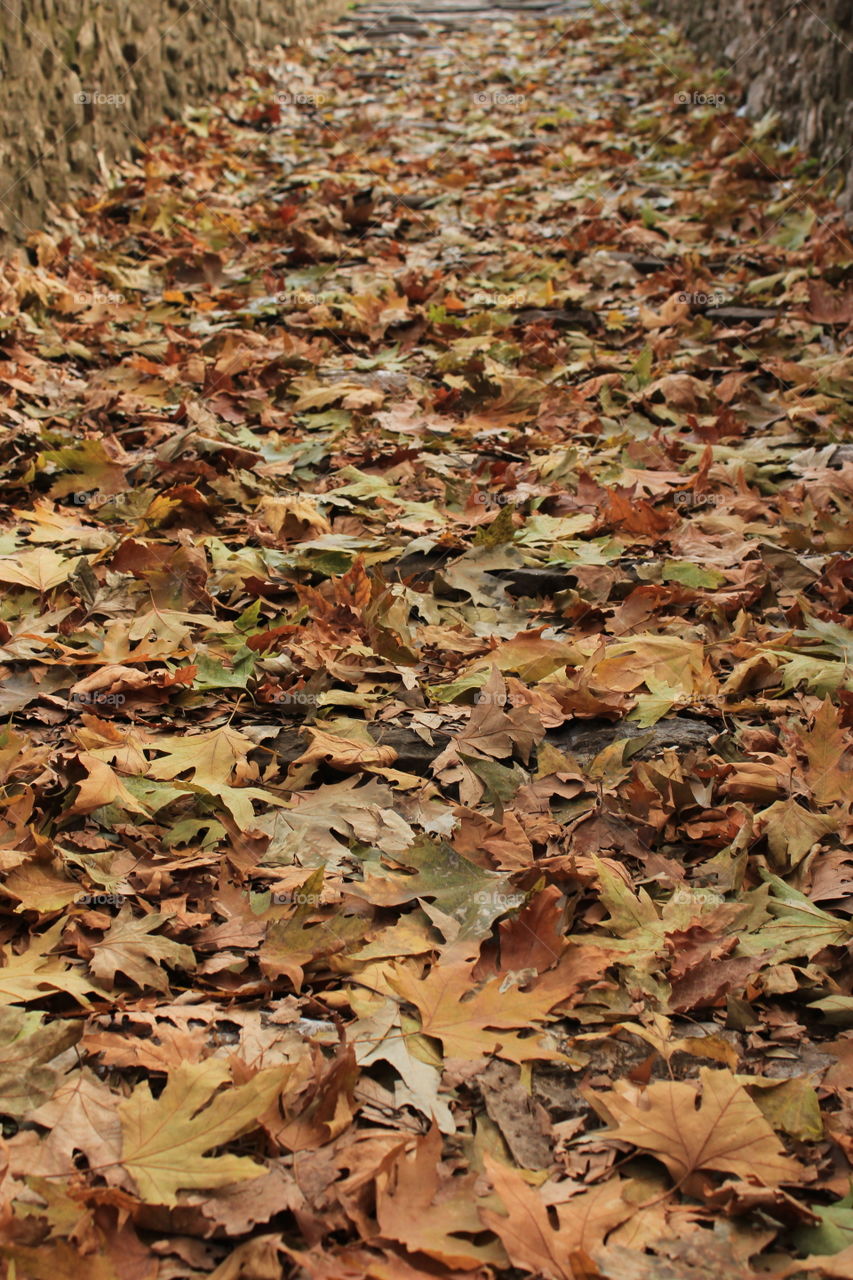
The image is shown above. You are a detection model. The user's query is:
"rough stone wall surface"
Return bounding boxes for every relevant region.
[0,0,339,239]
[648,0,853,211]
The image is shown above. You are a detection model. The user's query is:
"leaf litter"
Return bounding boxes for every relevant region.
[1,0,853,1275]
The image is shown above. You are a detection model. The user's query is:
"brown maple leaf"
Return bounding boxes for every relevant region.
[481,1157,632,1280]
[595,1067,803,1187]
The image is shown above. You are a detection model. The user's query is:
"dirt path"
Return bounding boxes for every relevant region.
[1,2,853,1276]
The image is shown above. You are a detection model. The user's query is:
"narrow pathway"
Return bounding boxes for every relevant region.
[1,1,852,1276]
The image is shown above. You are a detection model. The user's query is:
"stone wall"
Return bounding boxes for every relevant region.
[0,0,340,240]
[648,0,853,212]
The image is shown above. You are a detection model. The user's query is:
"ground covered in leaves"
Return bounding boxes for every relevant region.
[2,1,853,1275]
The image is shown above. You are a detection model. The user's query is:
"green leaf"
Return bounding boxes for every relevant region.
[662,560,726,589]
[192,647,255,692]
[751,871,853,960]
[795,1188,853,1257]
[354,838,523,940]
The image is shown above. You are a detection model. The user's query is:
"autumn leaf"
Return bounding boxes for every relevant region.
[354,836,523,941]
[481,1157,632,1280]
[70,753,151,816]
[259,869,365,990]
[26,1068,123,1175]
[376,1125,506,1269]
[2,0,852,1266]
[798,697,853,804]
[750,872,853,961]
[146,726,281,824]
[86,906,196,992]
[0,1008,81,1116]
[119,1059,289,1205]
[595,1067,803,1186]
[0,548,79,591]
[353,998,454,1132]
[0,920,106,1008]
[391,947,609,1062]
[289,716,398,775]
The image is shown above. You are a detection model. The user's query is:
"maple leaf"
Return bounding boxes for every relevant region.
[146,726,280,825]
[86,906,196,992]
[1,1240,122,1280]
[596,1067,803,1186]
[289,716,398,774]
[353,998,454,1132]
[3,848,84,912]
[118,1059,289,1205]
[0,1008,81,1117]
[798,697,853,804]
[749,871,853,961]
[267,1045,359,1153]
[260,895,365,992]
[480,1157,632,1280]
[24,1068,123,1177]
[70,753,151,816]
[294,379,386,410]
[354,836,522,941]
[4,0,853,1264]
[758,798,836,872]
[0,548,79,591]
[453,666,544,763]
[0,920,106,1008]
[391,947,608,1062]
[257,494,331,539]
[376,1125,506,1269]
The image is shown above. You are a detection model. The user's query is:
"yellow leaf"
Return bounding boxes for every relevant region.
[71,754,150,816]
[0,548,79,591]
[119,1059,289,1205]
[146,726,281,824]
[0,920,106,1008]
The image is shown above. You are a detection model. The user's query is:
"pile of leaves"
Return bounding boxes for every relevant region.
[1,0,853,1274]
